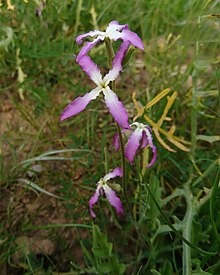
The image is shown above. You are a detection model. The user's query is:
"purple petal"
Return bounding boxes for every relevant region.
[89,186,101,218]
[121,29,144,50]
[125,127,143,164]
[108,21,129,31]
[60,87,101,121]
[144,128,157,168]
[76,30,102,44]
[77,55,102,85]
[103,42,130,83]
[112,41,130,68]
[103,167,123,181]
[103,185,124,216]
[113,133,120,151]
[141,131,149,148]
[103,87,129,129]
[105,22,129,41]
[113,129,129,151]
[146,125,152,133]
[76,37,101,62]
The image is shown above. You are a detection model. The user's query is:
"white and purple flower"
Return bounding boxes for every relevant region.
[60,42,130,129]
[76,21,144,61]
[114,122,157,168]
[89,168,124,218]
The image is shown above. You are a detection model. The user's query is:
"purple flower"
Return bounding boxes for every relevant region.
[114,122,157,168]
[60,42,130,129]
[89,168,124,218]
[76,21,144,61]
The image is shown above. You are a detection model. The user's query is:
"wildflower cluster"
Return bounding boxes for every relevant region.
[61,21,157,217]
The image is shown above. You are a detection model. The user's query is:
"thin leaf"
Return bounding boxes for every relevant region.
[196,135,220,143]
[209,168,220,243]
[18,178,63,199]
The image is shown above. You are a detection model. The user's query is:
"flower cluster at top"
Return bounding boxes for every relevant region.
[60,21,157,217]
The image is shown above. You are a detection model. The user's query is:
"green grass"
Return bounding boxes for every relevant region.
[0,0,219,274]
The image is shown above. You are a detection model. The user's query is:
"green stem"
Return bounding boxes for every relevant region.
[74,0,83,36]
[104,38,133,217]
[191,69,198,159]
[182,183,195,275]
[209,168,220,244]
[116,122,134,219]
[104,38,149,249]
[105,38,114,68]
[191,14,201,163]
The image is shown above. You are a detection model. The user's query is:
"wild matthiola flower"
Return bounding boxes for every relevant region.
[114,122,157,168]
[89,168,123,218]
[60,42,130,129]
[76,21,144,60]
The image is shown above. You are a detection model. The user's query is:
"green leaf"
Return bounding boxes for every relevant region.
[160,260,173,274]
[109,257,126,274]
[18,178,63,199]
[0,26,13,48]
[97,263,114,273]
[92,224,112,258]
[91,224,125,273]
[122,45,136,68]
[92,246,112,258]
[80,241,95,267]
[147,175,162,223]
[192,265,212,275]
[196,135,220,143]
[151,270,161,275]
[194,58,217,70]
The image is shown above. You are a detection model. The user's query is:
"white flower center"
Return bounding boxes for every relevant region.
[98,178,106,186]
[132,122,145,130]
[98,78,108,89]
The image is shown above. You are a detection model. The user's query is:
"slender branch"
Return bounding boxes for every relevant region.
[104,38,133,217]
[182,183,194,275]
[115,122,134,219]
[104,38,149,249]
[105,38,114,68]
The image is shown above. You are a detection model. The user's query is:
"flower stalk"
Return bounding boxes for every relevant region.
[60,21,150,219]
[104,38,132,217]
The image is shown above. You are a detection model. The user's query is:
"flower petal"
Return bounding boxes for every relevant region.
[107,21,129,32]
[60,87,101,121]
[103,86,129,129]
[103,167,123,181]
[89,185,101,218]
[103,184,124,216]
[113,129,129,151]
[76,37,101,61]
[77,55,102,85]
[121,29,144,50]
[76,30,103,44]
[125,127,143,164]
[144,128,157,167]
[141,130,149,148]
[103,41,130,83]
[105,22,128,41]
[113,133,120,151]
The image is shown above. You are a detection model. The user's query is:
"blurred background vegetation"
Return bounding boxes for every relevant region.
[0,0,219,274]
